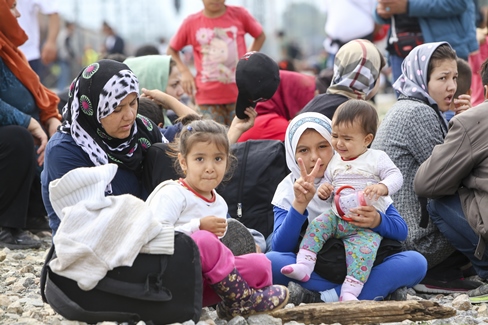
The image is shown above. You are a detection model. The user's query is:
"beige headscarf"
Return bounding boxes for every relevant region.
[327,39,384,100]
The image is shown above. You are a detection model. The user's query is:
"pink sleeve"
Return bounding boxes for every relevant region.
[169,17,192,51]
[238,7,263,38]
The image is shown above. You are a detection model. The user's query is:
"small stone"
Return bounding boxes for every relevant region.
[7,300,23,314]
[452,294,472,311]
[20,265,35,274]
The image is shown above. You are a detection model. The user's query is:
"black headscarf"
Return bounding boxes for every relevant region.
[60,59,163,176]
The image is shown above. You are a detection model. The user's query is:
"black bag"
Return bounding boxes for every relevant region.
[295,221,403,284]
[217,140,289,238]
[392,32,424,58]
[40,232,202,325]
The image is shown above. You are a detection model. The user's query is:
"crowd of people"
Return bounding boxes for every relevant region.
[3,0,488,322]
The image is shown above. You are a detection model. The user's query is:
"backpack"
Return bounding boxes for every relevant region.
[40,232,202,325]
[217,140,289,238]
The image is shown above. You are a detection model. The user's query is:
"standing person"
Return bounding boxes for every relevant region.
[56,21,80,92]
[374,0,478,84]
[101,21,125,56]
[280,100,403,301]
[1,0,61,243]
[167,0,266,126]
[267,112,426,305]
[299,39,385,120]
[414,56,488,303]
[17,0,59,76]
[371,42,481,294]
[321,0,377,68]
[145,118,289,318]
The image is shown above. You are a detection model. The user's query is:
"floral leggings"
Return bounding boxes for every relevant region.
[300,210,382,283]
[197,103,236,126]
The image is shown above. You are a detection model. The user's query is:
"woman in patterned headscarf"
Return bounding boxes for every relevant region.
[372,42,480,294]
[42,59,165,234]
[300,38,385,119]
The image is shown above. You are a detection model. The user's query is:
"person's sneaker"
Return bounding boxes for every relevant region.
[0,228,41,250]
[385,286,408,301]
[413,276,483,294]
[25,216,50,232]
[287,281,322,305]
[468,284,488,303]
[221,218,256,256]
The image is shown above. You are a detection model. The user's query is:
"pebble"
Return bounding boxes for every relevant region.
[2,234,488,325]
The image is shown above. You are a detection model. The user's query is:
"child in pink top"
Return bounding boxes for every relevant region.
[168,0,265,125]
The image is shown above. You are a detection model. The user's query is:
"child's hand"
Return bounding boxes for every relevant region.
[141,88,170,108]
[317,182,334,200]
[293,158,322,206]
[181,70,196,96]
[200,216,227,237]
[363,184,388,201]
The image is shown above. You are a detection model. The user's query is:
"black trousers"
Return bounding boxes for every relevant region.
[0,126,37,228]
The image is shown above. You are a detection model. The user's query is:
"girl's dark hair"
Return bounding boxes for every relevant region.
[167,118,236,180]
[332,99,378,138]
[427,44,457,84]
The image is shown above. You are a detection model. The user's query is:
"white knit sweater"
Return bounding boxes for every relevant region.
[48,164,174,290]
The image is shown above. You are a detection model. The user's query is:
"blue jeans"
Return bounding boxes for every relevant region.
[428,194,488,279]
[389,53,404,84]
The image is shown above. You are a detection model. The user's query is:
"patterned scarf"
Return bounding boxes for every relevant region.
[393,41,449,107]
[60,59,163,180]
[327,39,383,100]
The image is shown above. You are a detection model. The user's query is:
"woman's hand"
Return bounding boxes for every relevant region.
[200,216,227,237]
[292,158,322,213]
[44,117,61,138]
[453,94,472,115]
[227,107,257,144]
[348,206,381,229]
[27,118,48,166]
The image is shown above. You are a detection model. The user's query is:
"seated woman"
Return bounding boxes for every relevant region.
[266,112,427,305]
[372,42,481,294]
[41,59,285,319]
[0,0,61,248]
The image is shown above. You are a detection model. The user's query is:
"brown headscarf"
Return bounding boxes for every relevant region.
[0,0,60,124]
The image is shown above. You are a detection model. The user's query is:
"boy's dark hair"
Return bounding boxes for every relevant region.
[167,119,236,180]
[454,58,472,98]
[102,53,128,63]
[481,57,488,88]
[135,45,160,57]
[427,44,457,84]
[138,97,165,126]
[332,99,378,137]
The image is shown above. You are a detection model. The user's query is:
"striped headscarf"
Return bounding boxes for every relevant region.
[327,39,384,100]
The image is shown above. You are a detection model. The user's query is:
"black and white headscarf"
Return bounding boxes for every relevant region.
[60,59,163,179]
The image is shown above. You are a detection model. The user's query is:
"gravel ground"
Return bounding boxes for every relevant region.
[1,231,488,325]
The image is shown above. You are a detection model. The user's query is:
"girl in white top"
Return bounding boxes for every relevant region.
[146,118,289,318]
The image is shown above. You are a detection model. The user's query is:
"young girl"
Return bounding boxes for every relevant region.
[280,101,404,301]
[146,118,289,319]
